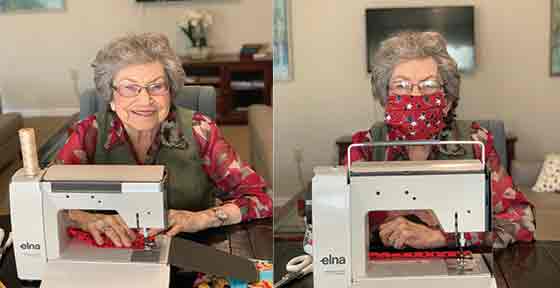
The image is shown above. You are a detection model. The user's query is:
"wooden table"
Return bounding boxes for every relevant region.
[275,238,560,288]
[0,215,271,287]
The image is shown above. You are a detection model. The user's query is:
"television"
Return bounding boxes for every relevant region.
[366,6,475,73]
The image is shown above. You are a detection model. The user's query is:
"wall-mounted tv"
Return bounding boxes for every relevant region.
[366,6,475,73]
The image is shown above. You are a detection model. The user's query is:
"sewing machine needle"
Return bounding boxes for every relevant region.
[143,228,152,250]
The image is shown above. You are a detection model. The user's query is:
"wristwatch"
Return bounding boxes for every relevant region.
[212,207,228,226]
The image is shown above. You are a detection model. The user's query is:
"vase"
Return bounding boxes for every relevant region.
[186,46,211,60]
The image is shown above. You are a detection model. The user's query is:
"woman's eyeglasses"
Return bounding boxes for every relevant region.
[112,81,169,98]
[389,79,442,95]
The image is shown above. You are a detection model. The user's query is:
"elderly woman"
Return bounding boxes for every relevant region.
[348,31,535,249]
[56,33,272,248]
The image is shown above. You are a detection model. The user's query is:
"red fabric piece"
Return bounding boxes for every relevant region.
[67,227,155,249]
[369,250,472,260]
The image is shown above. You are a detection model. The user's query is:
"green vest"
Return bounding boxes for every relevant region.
[368,120,475,161]
[94,107,215,211]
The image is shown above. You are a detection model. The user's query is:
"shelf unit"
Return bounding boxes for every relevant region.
[181,54,272,125]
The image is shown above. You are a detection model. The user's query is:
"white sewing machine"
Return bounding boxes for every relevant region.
[312,141,496,288]
[9,164,170,288]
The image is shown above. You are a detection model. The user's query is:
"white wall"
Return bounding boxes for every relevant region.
[274,0,560,203]
[0,0,272,116]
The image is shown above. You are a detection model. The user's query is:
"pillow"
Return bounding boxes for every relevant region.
[532,153,560,192]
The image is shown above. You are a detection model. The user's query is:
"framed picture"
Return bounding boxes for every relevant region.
[0,0,65,13]
[551,0,560,75]
[273,0,293,81]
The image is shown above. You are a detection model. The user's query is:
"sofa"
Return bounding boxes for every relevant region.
[0,113,23,170]
[248,104,273,193]
[511,160,560,240]
[475,119,559,241]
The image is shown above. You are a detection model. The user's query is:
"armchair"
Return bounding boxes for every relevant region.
[39,85,217,167]
[248,105,273,192]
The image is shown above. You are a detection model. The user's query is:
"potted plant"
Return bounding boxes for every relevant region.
[179,9,213,60]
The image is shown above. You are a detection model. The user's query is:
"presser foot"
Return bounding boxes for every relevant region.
[144,239,158,251]
[450,253,476,271]
[141,228,155,251]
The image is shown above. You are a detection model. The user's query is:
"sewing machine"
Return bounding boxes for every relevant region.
[311,141,496,288]
[9,164,169,287]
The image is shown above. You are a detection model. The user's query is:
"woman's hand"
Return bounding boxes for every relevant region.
[67,210,136,247]
[165,209,211,236]
[148,205,242,237]
[378,216,446,249]
[147,209,212,237]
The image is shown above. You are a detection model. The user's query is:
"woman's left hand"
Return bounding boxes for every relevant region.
[149,209,210,237]
[379,216,446,249]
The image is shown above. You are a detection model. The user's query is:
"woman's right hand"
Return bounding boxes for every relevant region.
[379,216,446,249]
[67,210,136,247]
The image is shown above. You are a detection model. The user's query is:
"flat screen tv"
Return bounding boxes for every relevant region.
[366,6,475,73]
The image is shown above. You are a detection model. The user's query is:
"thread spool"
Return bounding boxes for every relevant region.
[18,128,40,177]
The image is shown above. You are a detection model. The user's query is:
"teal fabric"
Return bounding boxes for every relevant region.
[227,267,273,287]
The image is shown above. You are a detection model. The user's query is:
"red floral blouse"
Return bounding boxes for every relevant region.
[346,122,535,248]
[55,110,272,222]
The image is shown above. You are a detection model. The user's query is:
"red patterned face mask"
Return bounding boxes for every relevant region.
[384,91,447,140]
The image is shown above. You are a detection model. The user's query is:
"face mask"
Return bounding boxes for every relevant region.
[384,91,447,141]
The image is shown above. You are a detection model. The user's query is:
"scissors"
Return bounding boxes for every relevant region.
[274,254,313,287]
[0,228,13,265]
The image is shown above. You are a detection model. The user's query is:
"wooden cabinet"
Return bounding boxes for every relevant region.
[181,54,272,125]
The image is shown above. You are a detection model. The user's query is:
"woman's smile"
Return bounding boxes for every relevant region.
[131,108,158,117]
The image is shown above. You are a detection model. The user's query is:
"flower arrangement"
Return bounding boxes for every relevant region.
[178,9,213,48]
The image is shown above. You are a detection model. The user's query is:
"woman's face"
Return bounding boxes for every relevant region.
[110,62,171,132]
[388,57,451,114]
[389,57,441,96]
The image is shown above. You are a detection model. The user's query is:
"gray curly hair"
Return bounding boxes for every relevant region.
[371,31,460,121]
[92,32,186,102]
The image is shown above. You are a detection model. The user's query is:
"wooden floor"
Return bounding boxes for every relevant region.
[0,117,250,214]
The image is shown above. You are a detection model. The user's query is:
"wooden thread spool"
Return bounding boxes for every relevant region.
[18,128,40,177]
